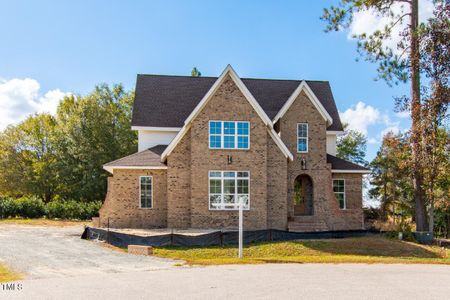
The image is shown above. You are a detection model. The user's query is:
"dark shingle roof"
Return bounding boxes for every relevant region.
[327,154,369,171]
[132,75,343,131]
[104,145,168,168]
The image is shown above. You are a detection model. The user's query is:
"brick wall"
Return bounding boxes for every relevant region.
[167,131,192,228]
[99,169,167,228]
[267,133,288,230]
[330,173,364,230]
[187,75,269,230]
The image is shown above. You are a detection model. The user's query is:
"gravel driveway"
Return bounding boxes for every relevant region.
[0,224,176,279]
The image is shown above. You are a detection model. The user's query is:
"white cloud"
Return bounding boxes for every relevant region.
[340,101,404,144]
[339,101,381,135]
[380,125,401,138]
[348,0,435,54]
[395,110,410,118]
[368,137,379,144]
[0,78,71,130]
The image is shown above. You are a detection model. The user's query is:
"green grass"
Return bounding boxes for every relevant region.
[0,263,21,283]
[0,218,90,227]
[153,236,450,265]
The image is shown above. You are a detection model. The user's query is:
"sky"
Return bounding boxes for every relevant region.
[0,0,435,161]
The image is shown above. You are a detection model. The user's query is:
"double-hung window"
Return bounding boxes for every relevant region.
[209,121,249,149]
[333,179,345,209]
[209,171,250,210]
[140,176,153,208]
[297,123,308,152]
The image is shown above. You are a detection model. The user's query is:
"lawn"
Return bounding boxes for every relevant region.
[153,236,450,265]
[0,263,21,283]
[0,218,90,227]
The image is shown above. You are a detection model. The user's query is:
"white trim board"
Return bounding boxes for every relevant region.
[161,65,293,161]
[132,126,182,132]
[273,81,333,126]
[103,165,168,174]
[331,169,370,174]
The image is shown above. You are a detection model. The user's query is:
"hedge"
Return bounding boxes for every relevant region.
[0,196,102,220]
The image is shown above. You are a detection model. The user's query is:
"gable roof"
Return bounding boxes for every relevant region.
[132,73,344,131]
[103,145,167,173]
[273,81,333,125]
[161,65,293,161]
[327,154,370,173]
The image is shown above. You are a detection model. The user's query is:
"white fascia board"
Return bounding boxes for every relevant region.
[269,128,293,161]
[103,165,168,174]
[331,169,371,174]
[327,130,345,135]
[273,81,333,126]
[132,126,182,132]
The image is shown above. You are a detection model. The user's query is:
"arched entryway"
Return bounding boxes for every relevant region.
[293,175,313,216]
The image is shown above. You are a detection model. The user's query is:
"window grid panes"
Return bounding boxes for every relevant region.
[333,179,345,209]
[209,121,249,149]
[209,171,250,210]
[140,176,152,208]
[297,123,308,152]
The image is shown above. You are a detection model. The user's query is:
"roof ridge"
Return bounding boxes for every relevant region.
[137,74,329,83]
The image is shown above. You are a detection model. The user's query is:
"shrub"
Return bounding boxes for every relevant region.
[0,196,102,220]
[0,198,18,218]
[46,200,102,220]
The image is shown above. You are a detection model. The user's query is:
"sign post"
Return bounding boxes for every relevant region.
[239,199,243,259]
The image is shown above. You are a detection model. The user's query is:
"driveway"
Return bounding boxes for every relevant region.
[0,224,176,279]
[3,264,450,300]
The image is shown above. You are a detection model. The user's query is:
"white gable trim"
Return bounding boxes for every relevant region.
[131,126,182,132]
[269,128,293,161]
[273,81,333,126]
[183,65,272,126]
[161,65,293,161]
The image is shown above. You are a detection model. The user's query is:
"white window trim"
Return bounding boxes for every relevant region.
[333,178,346,210]
[208,120,250,150]
[297,123,308,153]
[208,170,250,211]
[139,176,153,209]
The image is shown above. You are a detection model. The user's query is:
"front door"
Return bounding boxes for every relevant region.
[293,175,313,216]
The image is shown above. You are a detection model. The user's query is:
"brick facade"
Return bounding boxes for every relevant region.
[99,76,364,231]
[99,169,167,228]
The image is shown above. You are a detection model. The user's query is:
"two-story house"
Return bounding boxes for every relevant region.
[99,65,369,232]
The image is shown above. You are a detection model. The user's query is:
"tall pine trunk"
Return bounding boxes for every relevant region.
[410,0,429,232]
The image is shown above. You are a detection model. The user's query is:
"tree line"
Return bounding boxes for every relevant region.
[0,84,137,202]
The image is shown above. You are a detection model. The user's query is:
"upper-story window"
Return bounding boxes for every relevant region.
[209,121,250,150]
[297,123,308,153]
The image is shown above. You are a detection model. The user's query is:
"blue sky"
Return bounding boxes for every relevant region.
[1,0,422,160]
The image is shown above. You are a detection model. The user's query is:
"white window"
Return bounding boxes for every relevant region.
[333,179,345,209]
[140,176,153,208]
[209,121,250,150]
[209,171,250,210]
[297,123,308,152]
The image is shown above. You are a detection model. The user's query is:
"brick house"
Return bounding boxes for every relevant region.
[99,65,369,232]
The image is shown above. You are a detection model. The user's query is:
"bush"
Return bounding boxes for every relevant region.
[46,200,102,220]
[0,198,18,218]
[0,196,102,220]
